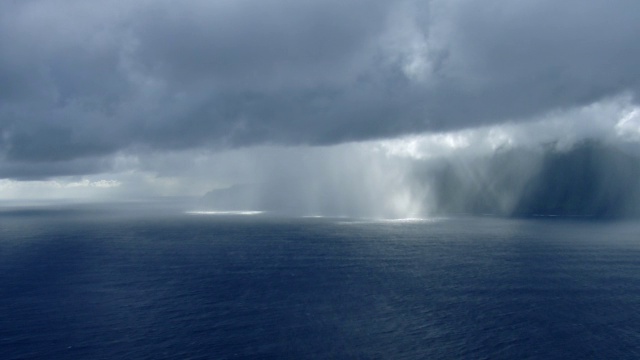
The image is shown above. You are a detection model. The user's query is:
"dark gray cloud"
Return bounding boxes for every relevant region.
[2,0,640,179]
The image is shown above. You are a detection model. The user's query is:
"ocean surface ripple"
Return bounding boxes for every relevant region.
[2,211,640,359]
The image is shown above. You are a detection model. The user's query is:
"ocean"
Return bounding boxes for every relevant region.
[1,207,640,359]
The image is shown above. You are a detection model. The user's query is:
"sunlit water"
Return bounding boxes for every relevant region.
[2,208,640,359]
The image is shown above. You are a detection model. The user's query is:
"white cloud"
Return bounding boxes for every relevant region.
[616,108,640,141]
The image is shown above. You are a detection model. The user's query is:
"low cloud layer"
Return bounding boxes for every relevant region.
[3,0,640,179]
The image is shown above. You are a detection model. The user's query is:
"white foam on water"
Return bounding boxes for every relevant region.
[337,217,447,225]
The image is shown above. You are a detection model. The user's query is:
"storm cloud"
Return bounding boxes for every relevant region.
[2,0,640,179]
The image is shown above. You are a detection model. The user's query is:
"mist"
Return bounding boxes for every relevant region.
[2,0,640,219]
[194,105,640,219]
[423,140,640,218]
[194,141,640,219]
[3,99,640,219]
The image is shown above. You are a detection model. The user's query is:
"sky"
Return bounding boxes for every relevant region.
[2,0,640,216]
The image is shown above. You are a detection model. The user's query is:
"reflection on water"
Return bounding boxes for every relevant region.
[185,210,265,216]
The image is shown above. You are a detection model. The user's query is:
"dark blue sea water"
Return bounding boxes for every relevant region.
[2,208,640,359]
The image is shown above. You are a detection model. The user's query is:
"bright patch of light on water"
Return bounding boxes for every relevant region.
[378,217,444,223]
[337,217,447,225]
[185,210,264,216]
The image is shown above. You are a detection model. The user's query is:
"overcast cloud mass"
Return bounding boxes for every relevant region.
[2,0,640,216]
